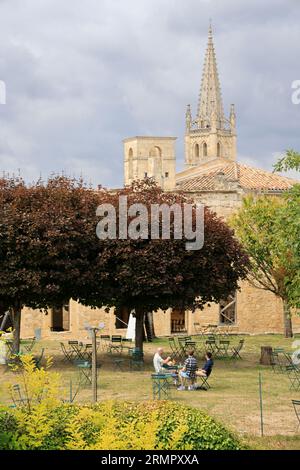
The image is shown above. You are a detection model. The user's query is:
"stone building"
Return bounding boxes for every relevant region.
[21,25,300,341]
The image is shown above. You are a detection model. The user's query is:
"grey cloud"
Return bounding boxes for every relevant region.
[0,0,299,187]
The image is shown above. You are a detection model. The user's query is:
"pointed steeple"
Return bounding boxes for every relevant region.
[197,23,224,128]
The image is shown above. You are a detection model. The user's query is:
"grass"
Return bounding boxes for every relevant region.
[0,333,299,450]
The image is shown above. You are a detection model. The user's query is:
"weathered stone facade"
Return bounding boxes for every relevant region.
[123,136,176,191]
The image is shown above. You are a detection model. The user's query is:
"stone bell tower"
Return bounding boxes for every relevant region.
[185,24,237,169]
[123,136,176,191]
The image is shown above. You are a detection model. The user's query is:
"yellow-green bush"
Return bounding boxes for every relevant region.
[0,400,243,450]
[0,355,243,450]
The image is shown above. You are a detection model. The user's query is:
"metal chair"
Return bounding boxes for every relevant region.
[113,358,126,371]
[129,348,144,370]
[168,337,182,360]
[286,365,300,391]
[68,341,84,360]
[196,374,211,390]
[75,360,93,385]
[60,342,75,363]
[292,400,300,430]
[80,343,93,361]
[10,384,27,408]
[272,348,286,373]
[151,374,172,399]
[21,337,36,353]
[100,335,110,352]
[205,338,216,354]
[216,340,230,358]
[193,323,204,337]
[33,348,44,369]
[108,336,123,354]
[230,339,244,360]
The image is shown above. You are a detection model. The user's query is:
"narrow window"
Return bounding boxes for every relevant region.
[51,303,70,332]
[203,142,208,157]
[171,308,187,333]
[115,307,130,329]
[128,148,133,179]
[219,294,237,325]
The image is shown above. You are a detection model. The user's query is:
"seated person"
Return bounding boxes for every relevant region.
[153,348,172,373]
[196,352,214,377]
[178,350,198,391]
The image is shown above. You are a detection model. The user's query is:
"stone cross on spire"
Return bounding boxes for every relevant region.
[197,23,224,128]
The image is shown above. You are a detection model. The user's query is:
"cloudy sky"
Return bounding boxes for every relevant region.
[0,0,299,187]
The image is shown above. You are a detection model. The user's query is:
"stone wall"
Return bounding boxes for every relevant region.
[20,283,300,340]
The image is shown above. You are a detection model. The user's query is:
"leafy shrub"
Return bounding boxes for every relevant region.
[0,400,243,450]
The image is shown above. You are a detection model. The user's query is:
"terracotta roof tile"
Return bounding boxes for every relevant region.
[176,161,299,192]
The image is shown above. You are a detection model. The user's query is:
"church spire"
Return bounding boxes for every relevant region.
[197,23,224,128]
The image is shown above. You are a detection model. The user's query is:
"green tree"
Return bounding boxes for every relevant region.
[273,149,300,172]
[273,150,300,311]
[231,194,299,337]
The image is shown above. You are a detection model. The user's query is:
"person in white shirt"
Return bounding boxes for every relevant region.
[153,348,171,373]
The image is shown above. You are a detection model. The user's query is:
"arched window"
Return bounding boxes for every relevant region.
[128,148,133,179]
[149,146,162,158]
[217,142,221,158]
[203,142,208,157]
[194,143,199,159]
[149,146,162,183]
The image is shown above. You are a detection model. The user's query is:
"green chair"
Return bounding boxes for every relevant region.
[168,337,182,360]
[10,384,27,408]
[113,358,126,371]
[129,348,144,370]
[216,340,230,358]
[292,400,300,430]
[75,360,93,385]
[286,365,300,391]
[271,348,288,373]
[230,339,244,360]
[108,336,123,354]
[151,374,172,400]
[33,348,44,369]
[21,337,36,353]
[205,338,216,354]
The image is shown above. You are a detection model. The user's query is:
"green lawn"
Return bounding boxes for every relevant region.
[0,334,299,450]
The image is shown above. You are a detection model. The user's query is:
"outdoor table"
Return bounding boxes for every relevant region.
[78,342,94,361]
[151,374,172,399]
[69,341,85,361]
[216,340,230,358]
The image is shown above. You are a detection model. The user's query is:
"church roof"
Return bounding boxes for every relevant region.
[176,159,299,193]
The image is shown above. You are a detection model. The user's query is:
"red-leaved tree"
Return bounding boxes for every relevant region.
[0,175,102,353]
[78,180,250,352]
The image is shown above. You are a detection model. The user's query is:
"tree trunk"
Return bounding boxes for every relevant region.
[12,303,22,354]
[135,309,145,352]
[260,346,273,365]
[283,300,293,338]
[146,311,156,340]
